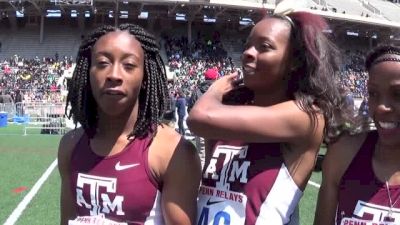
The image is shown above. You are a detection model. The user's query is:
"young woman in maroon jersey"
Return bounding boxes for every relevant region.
[187,11,349,225]
[314,45,400,225]
[58,24,201,225]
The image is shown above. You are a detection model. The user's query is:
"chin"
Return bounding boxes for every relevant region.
[243,76,256,90]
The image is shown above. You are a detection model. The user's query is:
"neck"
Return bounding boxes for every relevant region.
[374,142,400,181]
[375,142,400,163]
[252,81,290,106]
[253,92,289,106]
[96,105,139,139]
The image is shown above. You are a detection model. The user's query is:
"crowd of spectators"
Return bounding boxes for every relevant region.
[0,38,371,110]
[0,54,73,104]
[339,50,368,98]
[164,35,239,98]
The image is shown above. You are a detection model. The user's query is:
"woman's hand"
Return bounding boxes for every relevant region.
[206,72,239,101]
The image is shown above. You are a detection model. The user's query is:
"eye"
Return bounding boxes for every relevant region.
[243,43,249,50]
[259,43,272,51]
[124,63,136,71]
[96,61,109,68]
[367,90,377,99]
[393,91,400,101]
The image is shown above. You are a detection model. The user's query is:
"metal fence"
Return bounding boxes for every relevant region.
[0,102,67,135]
[0,103,16,118]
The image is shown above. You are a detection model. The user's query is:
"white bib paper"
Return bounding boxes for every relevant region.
[197,185,247,225]
[340,217,400,225]
[68,214,127,225]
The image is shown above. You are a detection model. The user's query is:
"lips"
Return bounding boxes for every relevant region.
[378,121,399,129]
[103,89,125,96]
[242,65,256,75]
[376,121,400,138]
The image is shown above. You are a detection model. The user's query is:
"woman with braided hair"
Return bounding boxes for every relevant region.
[314,45,400,225]
[58,23,201,225]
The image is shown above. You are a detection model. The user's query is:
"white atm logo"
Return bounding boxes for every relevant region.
[352,200,400,222]
[76,173,125,216]
[204,145,250,190]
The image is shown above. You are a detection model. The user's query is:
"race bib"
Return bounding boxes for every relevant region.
[340,217,400,225]
[197,185,247,225]
[68,214,127,225]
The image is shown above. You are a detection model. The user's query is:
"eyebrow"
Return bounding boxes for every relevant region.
[258,36,277,44]
[94,51,141,61]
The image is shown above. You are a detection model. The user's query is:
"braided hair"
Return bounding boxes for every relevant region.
[66,23,168,139]
[365,45,400,71]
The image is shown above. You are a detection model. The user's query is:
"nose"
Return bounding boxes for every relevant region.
[375,98,393,114]
[106,64,122,83]
[242,46,256,62]
[376,103,392,113]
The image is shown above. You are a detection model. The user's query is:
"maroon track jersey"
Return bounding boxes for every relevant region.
[69,133,164,225]
[337,131,400,224]
[197,141,302,225]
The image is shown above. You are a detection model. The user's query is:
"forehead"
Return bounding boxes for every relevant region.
[368,60,400,86]
[92,30,143,56]
[249,18,291,41]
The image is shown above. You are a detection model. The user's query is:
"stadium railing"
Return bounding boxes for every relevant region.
[13,102,67,135]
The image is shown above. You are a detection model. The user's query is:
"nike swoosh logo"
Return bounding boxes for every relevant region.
[115,161,140,171]
[206,197,224,206]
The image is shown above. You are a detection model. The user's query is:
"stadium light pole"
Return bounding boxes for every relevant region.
[114,0,119,27]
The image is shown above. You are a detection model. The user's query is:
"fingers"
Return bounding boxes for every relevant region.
[233,78,244,87]
[225,72,239,80]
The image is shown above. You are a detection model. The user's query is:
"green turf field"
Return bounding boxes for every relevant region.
[0,123,322,225]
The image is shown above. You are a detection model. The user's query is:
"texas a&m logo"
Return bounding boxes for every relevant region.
[353,201,400,222]
[76,173,125,216]
[340,200,400,224]
[203,144,250,190]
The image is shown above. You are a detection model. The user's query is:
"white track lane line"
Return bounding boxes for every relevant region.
[4,159,58,225]
[308,180,321,189]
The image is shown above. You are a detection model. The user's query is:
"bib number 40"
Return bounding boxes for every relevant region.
[198,207,231,225]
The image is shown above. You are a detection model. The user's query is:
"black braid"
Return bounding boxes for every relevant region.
[65,23,168,139]
[365,45,400,71]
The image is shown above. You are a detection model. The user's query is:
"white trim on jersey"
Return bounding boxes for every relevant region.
[255,163,303,225]
[144,191,165,225]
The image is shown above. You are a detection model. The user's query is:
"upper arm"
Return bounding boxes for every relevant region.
[314,133,366,225]
[188,100,321,144]
[58,129,82,225]
[204,139,217,162]
[161,138,201,225]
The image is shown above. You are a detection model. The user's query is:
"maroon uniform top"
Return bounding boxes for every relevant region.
[198,141,302,225]
[337,131,400,224]
[69,133,164,225]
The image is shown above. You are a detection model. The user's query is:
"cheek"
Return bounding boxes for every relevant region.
[128,74,144,93]
[89,71,101,94]
[257,55,284,74]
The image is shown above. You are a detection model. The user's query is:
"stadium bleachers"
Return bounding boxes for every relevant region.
[324,0,375,16]
[367,0,400,22]
[0,25,81,59]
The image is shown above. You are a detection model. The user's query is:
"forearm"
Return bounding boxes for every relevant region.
[187,91,223,137]
[313,184,338,225]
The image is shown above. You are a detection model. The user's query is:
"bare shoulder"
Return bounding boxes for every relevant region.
[58,128,84,174]
[58,128,84,156]
[323,132,368,184]
[327,132,368,156]
[149,125,200,180]
[153,125,182,151]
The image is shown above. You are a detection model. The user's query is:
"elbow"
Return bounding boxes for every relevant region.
[187,107,210,136]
